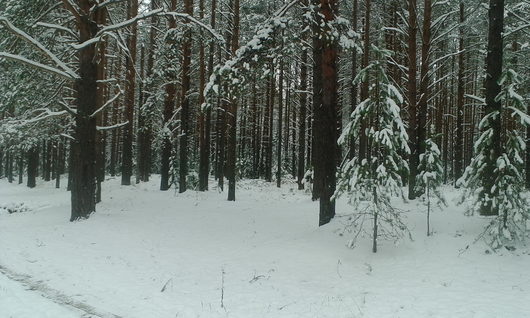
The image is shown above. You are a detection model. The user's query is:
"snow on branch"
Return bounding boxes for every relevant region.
[97,8,164,35]
[0,17,78,79]
[0,52,75,80]
[97,121,129,131]
[163,12,225,44]
[90,87,122,118]
[34,22,78,38]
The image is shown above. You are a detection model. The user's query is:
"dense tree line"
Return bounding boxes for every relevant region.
[0,0,528,250]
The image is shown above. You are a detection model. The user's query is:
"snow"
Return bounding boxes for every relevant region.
[1,177,529,318]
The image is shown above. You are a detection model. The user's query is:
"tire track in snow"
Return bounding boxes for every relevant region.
[0,264,122,318]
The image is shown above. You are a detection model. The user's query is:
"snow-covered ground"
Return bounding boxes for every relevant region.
[0,176,529,318]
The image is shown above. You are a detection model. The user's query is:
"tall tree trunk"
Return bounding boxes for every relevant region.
[160,0,178,191]
[349,0,358,160]
[27,147,38,188]
[226,0,240,200]
[407,0,418,199]
[313,0,338,226]
[95,7,107,202]
[454,1,465,183]
[276,59,284,188]
[179,0,194,193]
[297,49,308,190]
[358,0,371,161]
[137,0,158,183]
[121,0,138,186]
[416,0,432,196]
[480,0,504,216]
[199,0,216,191]
[70,0,99,221]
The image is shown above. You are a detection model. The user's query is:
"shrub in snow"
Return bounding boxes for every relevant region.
[415,137,446,236]
[335,45,410,253]
[0,203,30,215]
[458,69,529,249]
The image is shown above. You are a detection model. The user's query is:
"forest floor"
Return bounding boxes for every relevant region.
[0,176,529,318]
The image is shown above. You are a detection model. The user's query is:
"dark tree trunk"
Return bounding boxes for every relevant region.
[358,0,371,161]
[297,49,308,190]
[226,0,240,201]
[407,0,418,199]
[179,0,194,193]
[70,0,99,221]
[199,0,216,191]
[160,0,178,191]
[18,152,23,184]
[121,0,138,186]
[415,0,432,195]
[480,0,504,216]
[27,147,38,188]
[313,0,338,226]
[276,59,284,188]
[137,0,158,183]
[454,2,465,183]
[349,0,358,160]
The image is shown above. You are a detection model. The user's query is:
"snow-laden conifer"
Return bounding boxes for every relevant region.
[416,137,446,236]
[458,69,529,249]
[335,45,410,253]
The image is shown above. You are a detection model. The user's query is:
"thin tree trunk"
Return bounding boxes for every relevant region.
[454,1,465,183]
[179,0,194,193]
[121,0,138,186]
[407,0,418,199]
[160,0,178,191]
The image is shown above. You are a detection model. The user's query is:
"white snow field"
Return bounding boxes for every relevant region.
[0,177,529,318]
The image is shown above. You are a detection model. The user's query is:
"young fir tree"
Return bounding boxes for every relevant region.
[336,45,410,253]
[459,69,529,249]
[415,137,446,236]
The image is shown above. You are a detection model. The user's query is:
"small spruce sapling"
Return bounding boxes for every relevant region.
[458,69,529,249]
[335,45,410,253]
[415,137,446,236]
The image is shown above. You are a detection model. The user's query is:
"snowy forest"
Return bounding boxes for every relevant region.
[0,0,529,317]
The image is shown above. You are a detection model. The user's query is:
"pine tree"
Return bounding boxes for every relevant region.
[459,69,529,248]
[416,137,446,236]
[336,45,410,253]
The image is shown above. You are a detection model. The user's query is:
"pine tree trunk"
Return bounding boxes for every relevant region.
[226,0,240,200]
[297,49,308,189]
[358,0,371,161]
[349,0,359,160]
[480,0,504,216]
[27,147,38,188]
[121,0,138,186]
[313,0,338,226]
[407,0,419,199]
[276,59,284,188]
[18,152,23,185]
[70,0,99,221]
[416,0,432,196]
[179,0,194,193]
[454,1,465,183]
[160,0,178,191]
[199,0,215,191]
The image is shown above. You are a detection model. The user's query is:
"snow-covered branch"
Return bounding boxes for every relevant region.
[90,88,122,118]
[97,121,129,131]
[0,17,79,79]
[0,52,75,80]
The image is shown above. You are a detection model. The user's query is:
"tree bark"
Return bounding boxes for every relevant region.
[454,1,465,183]
[313,0,338,226]
[480,0,504,216]
[407,0,418,199]
[121,0,138,186]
